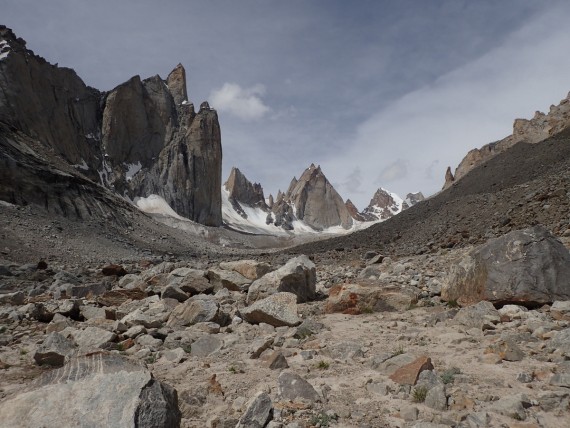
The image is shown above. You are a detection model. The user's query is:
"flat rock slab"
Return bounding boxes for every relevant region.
[325,282,418,314]
[0,353,180,427]
[219,260,273,280]
[167,296,221,328]
[190,335,223,357]
[389,356,434,386]
[71,326,116,350]
[240,292,301,327]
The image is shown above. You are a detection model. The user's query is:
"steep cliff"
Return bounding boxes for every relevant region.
[0,26,222,226]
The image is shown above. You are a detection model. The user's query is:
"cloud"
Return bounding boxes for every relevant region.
[378,159,408,182]
[210,83,270,120]
[337,167,363,196]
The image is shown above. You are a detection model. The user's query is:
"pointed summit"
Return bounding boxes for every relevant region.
[361,188,403,221]
[224,167,268,210]
[275,164,353,230]
[166,63,188,106]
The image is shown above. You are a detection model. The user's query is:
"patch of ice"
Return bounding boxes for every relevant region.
[181,100,189,105]
[135,194,187,220]
[73,159,89,171]
[125,161,142,182]
[0,40,10,61]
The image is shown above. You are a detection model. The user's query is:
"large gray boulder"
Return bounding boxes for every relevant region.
[442,226,570,306]
[247,255,316,304]
[0,353,180,427]
[167,295,222,328]
[206,268,251,292]
[240,292,301,327]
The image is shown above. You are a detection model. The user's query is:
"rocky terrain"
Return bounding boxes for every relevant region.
[1,227,570,427]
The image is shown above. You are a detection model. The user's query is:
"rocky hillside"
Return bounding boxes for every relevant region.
[0,25,222,227]
[443,92,570,189]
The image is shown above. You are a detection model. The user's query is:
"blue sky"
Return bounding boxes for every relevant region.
[4,0,570,208]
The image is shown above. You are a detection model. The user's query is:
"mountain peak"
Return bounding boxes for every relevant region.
[278,164,352,230]
[224,167,268,212]
[166,63,188,106]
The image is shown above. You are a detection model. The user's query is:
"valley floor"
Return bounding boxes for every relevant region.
[1,246,569,427]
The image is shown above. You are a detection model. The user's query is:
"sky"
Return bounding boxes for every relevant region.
[4,0,570,209]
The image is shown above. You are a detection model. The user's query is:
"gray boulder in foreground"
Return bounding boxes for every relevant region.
[247,255,316,304]
[240,292,301,327]
[442,226,570,306]
[0,353,180,428]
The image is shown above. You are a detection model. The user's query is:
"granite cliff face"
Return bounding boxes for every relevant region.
[0,26,222,226]
[273,164,353,231]
[224,167,268,211]
[443,92,570,189]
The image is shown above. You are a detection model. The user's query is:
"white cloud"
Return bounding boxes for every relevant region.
[210,83,270,120]
[378,159,408,182]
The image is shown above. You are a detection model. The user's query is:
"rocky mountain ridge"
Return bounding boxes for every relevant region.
[443,92,570,189]
[221,165,422,234]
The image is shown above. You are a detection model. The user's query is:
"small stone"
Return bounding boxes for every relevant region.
[490,393,529,421]
[424,385,447,411]
[101,264,127,276]
[136,334,163,351]
[190,335,223,357]
[80,306,107,320]
[161,285,189,302]
[33,332,75,366]
[124,325,147,339]
[389,356,434,386]
[485,339,525,361]
[159,348,187,364]
[277,371,320,402]
[516,372,533,383]
[263,351,289,370]
[249,337,274,359]
[71,327,116,350]
[400,405,418,421]
[550,373,570,388]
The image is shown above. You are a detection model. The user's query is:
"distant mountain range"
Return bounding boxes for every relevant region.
[219,165,424,235]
